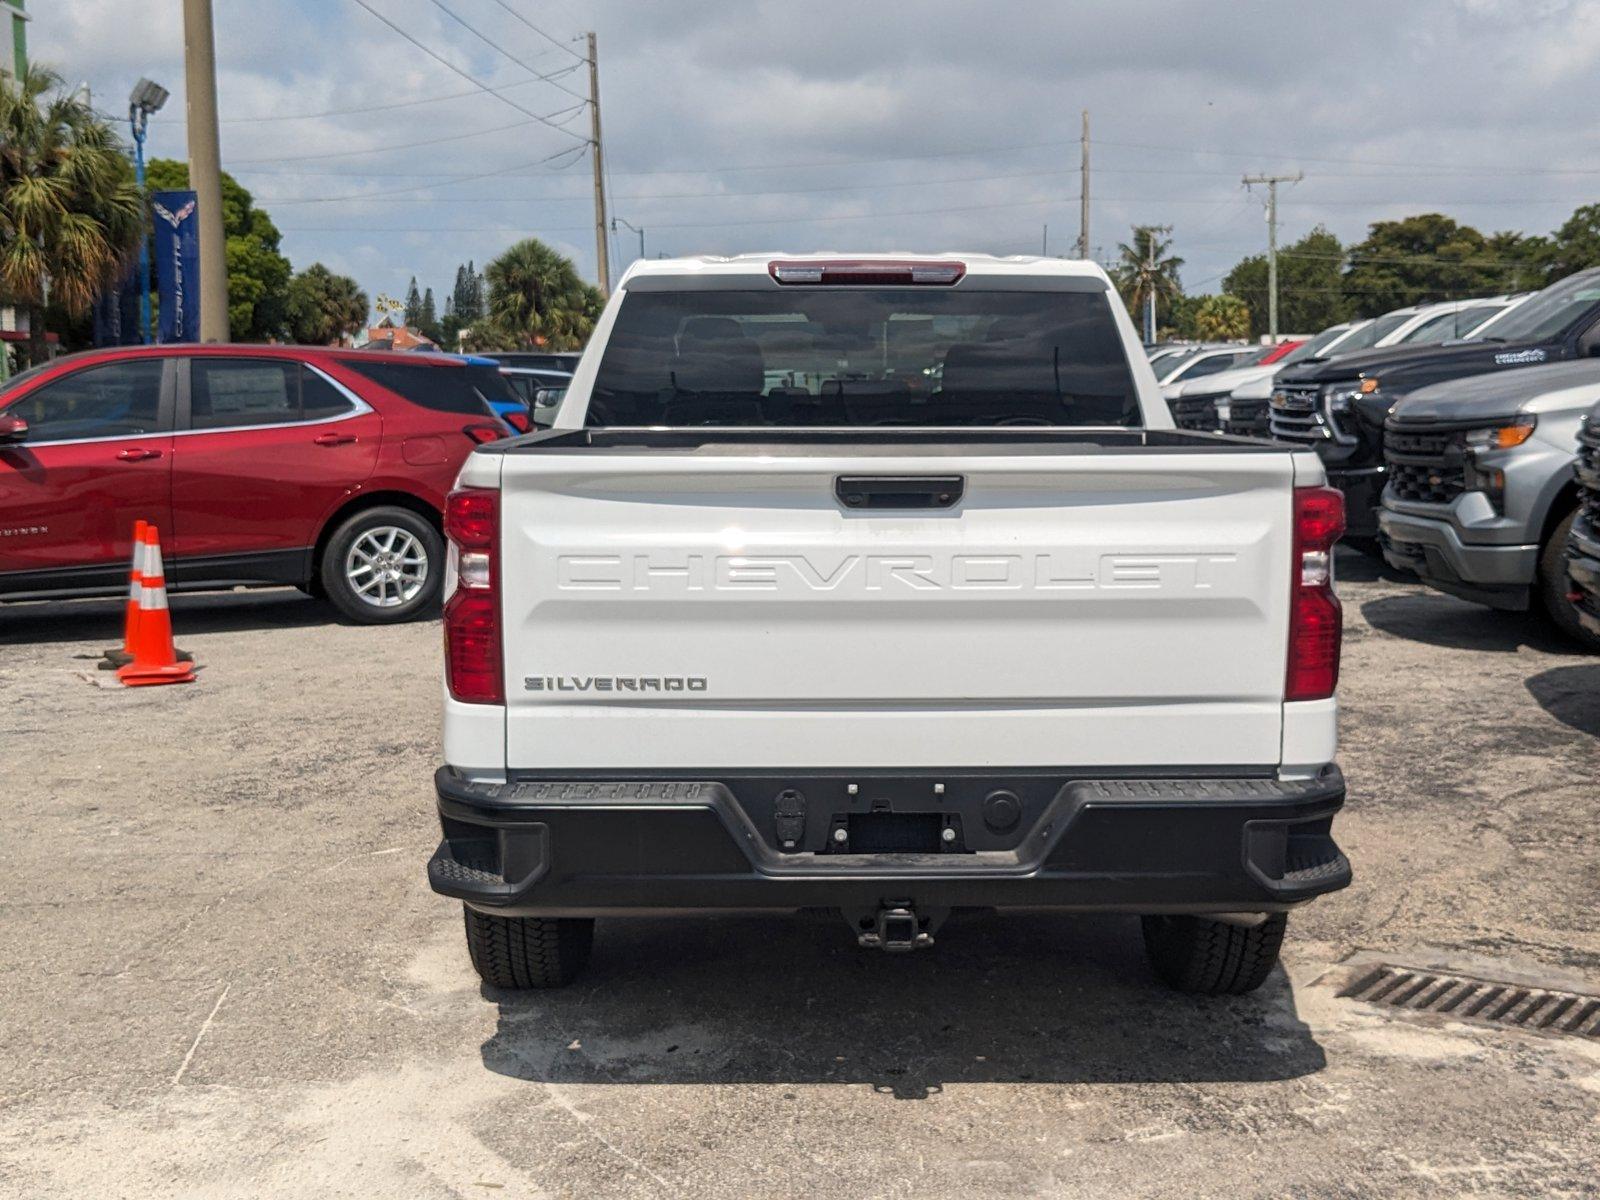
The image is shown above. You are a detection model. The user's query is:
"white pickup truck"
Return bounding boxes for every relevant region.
[428,254,1351,995]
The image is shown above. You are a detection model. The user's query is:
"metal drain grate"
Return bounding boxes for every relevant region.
[1339,964,1600,1038]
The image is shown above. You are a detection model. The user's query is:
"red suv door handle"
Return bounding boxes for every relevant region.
[116,448,163,462]
[313,433,356,447]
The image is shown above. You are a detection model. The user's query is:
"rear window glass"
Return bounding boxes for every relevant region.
[587,288,1140,427]
[343,359,497,416]
[464,365,523,407]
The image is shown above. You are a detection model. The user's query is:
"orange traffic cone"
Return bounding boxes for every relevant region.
[100,519,149,670]
[115,525,196,688]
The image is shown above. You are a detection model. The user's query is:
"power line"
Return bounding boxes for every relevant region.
[257,165,1082,205]
[345,0,589,143]
[424,0,589,104]
[281,194,1082,234]
[483,0,588,62]
[174,64,583,125]
[1278,249,1534,267]
[232,160,1185,183]
[1092,137,1600,178]
[232,108,585,165]
[1279,196,1591,207]
[274,143,590,206]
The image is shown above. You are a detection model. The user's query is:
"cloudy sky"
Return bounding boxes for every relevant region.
[35,0,1600,316]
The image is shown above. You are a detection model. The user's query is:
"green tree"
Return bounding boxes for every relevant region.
[1224,226,1354,337]
[403,276,422,328]
[457,261,485,322]
[1342,214,1530,317]
[479,238,602,350]
[284,263,368,345]
[1162,293,1204,340]
[1112,226,1183,340]
[442,260,486,348]
[145,158,291,340]
[419,286,440,343]
[0,67,143,365]
[1529,205,1600,286]
[1193,294,1251,341]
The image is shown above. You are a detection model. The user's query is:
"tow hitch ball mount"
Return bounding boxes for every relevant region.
[852,903,936,952]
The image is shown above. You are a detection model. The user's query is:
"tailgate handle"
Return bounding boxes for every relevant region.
[835,475,965,510]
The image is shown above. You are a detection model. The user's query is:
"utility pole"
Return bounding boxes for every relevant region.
[1147,240,1155,343]
[1242,171,1303,341]
[182,0,228,342]
[587,32,611,299]
[1041,224,1048,256]
[1077,110,1090,260]
[1142,224,1172,344]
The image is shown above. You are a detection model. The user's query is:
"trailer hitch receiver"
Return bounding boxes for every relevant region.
[857,905,934,952]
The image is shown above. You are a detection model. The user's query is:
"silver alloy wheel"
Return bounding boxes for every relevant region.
[345,526,429,608]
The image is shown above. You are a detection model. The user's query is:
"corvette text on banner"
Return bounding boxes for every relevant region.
[152,190,201,344]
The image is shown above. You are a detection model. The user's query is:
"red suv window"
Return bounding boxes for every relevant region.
[6,359,166,442]
[189,359,355,430]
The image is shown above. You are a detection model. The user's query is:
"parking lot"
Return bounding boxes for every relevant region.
[1,549,1598,1199]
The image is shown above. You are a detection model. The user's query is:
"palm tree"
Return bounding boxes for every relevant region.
[1194,293,1251,341]
[285,263,369,345]
[0,67,143,365]
[481,238,602,350]
[1112,226,1184,343]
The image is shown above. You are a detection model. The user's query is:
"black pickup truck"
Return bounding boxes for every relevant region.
[1568,402,1600,636]
[1269,269,1600,542]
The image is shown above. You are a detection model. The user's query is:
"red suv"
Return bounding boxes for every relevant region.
[0,345,515,623]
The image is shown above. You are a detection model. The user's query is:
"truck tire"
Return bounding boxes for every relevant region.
[1535,509,1600,652]
[319,506,444,625]
[1141,913,1287,995]
[463,907,594,989]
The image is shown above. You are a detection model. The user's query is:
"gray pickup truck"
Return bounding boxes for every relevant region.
[1378,360,1600,649]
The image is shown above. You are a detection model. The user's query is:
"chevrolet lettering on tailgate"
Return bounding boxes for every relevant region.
[555,551,1244,594]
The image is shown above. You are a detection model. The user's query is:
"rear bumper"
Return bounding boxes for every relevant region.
[428,764,1350,917]
[1377,507,1537,610]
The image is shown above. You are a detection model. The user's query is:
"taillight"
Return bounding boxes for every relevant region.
[463,422,507,444]
[444,488,502,704]
[1287,485,1345,702]
[768,259,965,286]
[502,409,531,434]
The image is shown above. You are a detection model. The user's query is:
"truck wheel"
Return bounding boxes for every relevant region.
[463,907,594,989]
[1140,913,1287,995]
[319,506,444,625]
[1535,510,1600,652]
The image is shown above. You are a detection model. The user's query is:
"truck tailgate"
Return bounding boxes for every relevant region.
[498,447,1295,770]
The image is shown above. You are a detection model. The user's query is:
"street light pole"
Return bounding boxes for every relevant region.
[130,114,151,345]
[128,79,168,345]
[611,217,644,263]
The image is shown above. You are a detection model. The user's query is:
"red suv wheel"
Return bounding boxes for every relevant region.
[319,506,445,624]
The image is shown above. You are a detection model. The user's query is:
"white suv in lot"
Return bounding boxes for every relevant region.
[427,254,1351,995]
